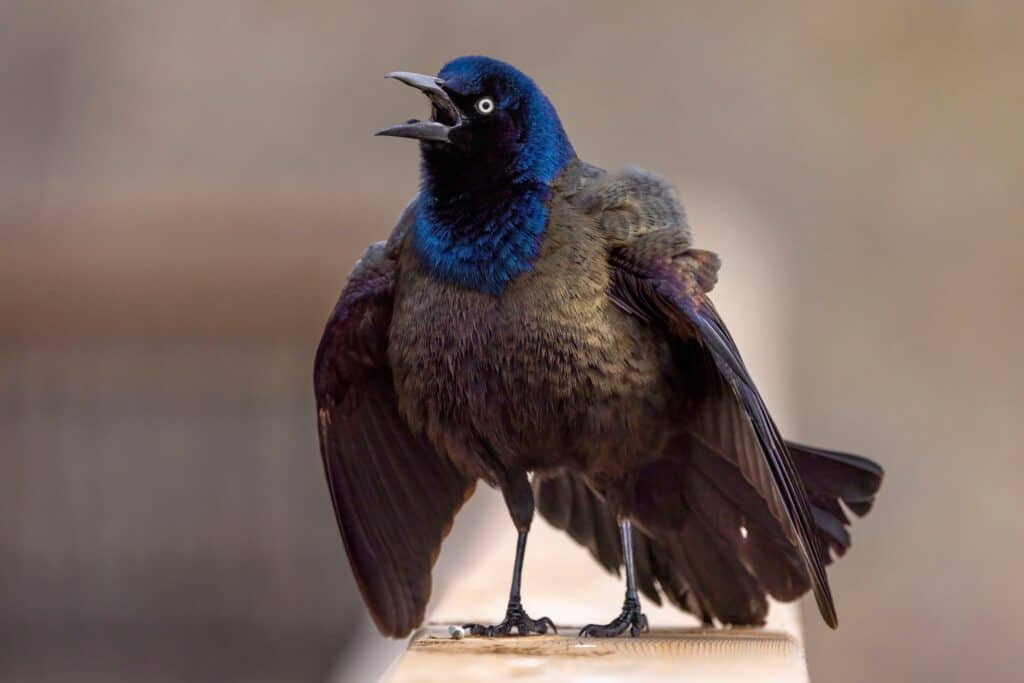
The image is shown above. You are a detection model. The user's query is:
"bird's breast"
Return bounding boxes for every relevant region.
[388,202,676,478]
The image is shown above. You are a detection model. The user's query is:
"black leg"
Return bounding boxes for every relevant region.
[579,519,649,637]
[463,473,556,637]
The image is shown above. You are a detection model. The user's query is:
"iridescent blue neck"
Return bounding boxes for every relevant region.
[413,121,574,294]
[411,181,554,295]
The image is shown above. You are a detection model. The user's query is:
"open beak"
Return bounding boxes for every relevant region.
[375,71,461,143]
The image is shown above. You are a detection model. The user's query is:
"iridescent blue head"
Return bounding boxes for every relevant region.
[377,56,576,294]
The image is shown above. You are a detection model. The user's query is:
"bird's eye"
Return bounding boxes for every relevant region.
[475,97,495,115]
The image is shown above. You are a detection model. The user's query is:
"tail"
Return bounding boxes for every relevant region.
[785,442,883,562]
[535,441,883,626]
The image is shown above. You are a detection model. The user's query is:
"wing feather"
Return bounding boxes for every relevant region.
[315,210,474,637]
[607,247,839,628]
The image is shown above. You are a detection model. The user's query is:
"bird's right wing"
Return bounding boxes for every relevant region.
[606,243,838,628]
[585,167,838,628]
[314,202,475,637]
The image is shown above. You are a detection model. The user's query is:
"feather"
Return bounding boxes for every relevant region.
[607,241,838,627]
[314,212,474,638]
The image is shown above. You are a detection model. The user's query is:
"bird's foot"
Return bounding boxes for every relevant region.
[578,598,648,638]
[463,601,557,637]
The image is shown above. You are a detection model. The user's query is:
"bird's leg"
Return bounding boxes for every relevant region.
[579,519,649,637]
[463,473,556,637]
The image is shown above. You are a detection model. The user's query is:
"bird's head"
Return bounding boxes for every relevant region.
[377,56,574,186]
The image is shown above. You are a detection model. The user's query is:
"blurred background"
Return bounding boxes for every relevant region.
[2,1,1022,681]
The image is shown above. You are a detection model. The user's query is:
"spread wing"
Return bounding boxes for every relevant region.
[589,168,838,628]
[314,204,475,637]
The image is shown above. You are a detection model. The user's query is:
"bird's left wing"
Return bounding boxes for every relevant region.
[588,168,838,628]
[314,202,475,637]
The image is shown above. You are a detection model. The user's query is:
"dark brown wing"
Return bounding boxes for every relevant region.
[607,245,839,628]
[314,226,474,638]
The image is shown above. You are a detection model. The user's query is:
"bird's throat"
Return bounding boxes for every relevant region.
[412,180,553,295]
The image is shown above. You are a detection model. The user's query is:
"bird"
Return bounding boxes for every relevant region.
[314,55,883,639]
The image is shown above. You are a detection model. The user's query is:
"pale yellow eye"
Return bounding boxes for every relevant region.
[475,97,495,115]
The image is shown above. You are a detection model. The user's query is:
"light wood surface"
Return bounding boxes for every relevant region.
[383,496,808,682]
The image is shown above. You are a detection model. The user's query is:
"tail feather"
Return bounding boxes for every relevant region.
[787,442,883,517]
[810,500,852,559]
[787,441,884,559]
[686,439,810,600]
[675,517,769,625]
[535,440,883,626]
[631,533,664,606]
[536,470,622,574]
[536,473,677,608]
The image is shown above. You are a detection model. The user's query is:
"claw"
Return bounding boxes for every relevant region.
[578,601,648,638]
[463,603,557,637]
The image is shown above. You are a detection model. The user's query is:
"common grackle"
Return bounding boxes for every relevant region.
[315,56,883,639]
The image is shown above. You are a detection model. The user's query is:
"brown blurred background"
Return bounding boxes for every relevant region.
[2,2,1022,681]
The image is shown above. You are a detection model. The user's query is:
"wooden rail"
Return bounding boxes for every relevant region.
[382,495,807,682]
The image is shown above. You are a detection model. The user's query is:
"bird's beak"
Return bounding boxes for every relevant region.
[376,71,461,143]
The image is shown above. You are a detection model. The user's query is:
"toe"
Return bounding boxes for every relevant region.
[464,622,499,637]
[578,624,614,638]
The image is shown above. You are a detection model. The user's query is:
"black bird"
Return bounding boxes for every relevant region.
[315,56,883,638]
